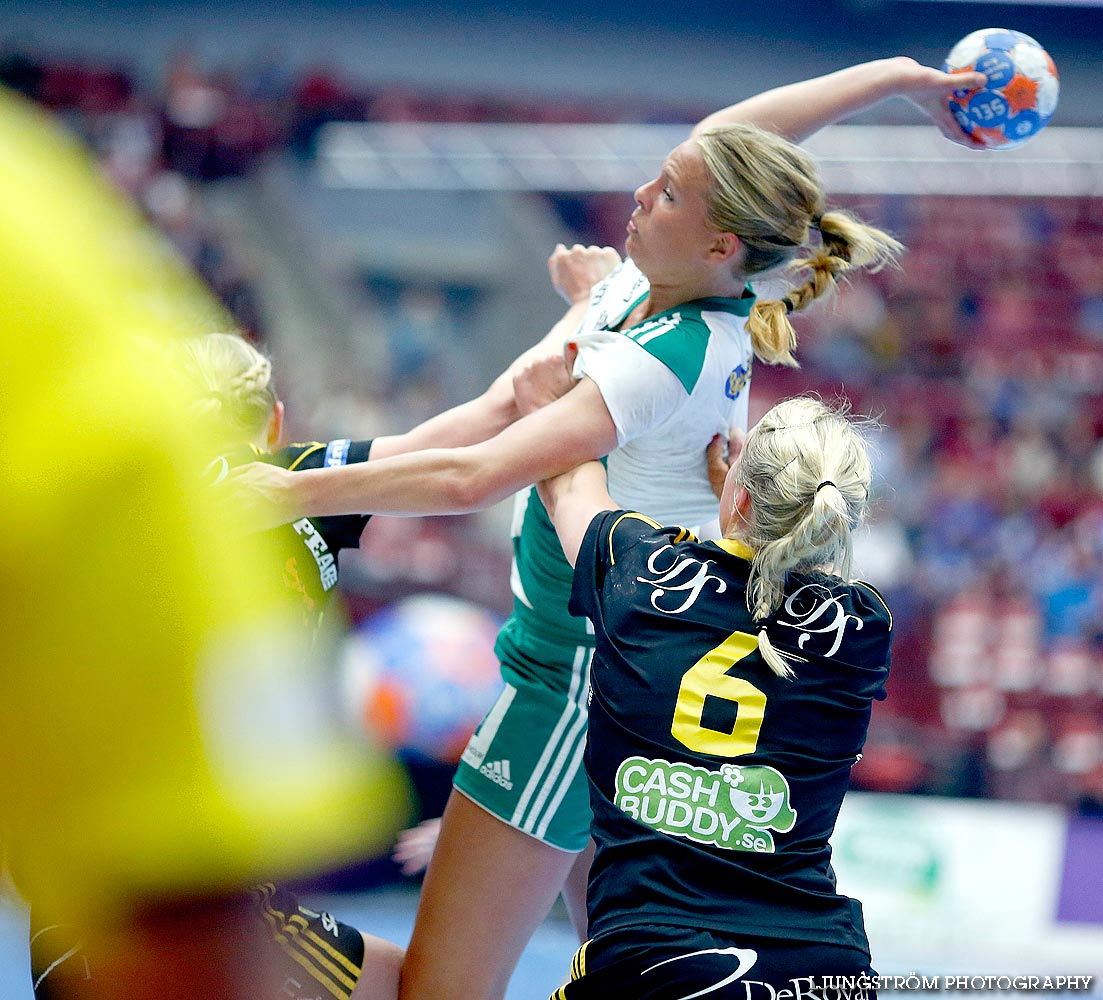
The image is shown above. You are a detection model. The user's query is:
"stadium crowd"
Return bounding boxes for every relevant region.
[4,44,1100,813]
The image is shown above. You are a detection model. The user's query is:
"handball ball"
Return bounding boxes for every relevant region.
[944,28,1059,149]
[341,594,505,764]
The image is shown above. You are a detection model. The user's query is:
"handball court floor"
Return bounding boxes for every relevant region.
[0,882,579,999]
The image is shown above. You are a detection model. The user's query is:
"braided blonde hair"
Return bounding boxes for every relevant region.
[729,396,875,678]
[177,332,277,448]
[697,123,903,367]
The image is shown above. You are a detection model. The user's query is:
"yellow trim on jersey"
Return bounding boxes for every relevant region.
[669,526,697,545]
[712,537,755,561]
[287,442,326,472]
[605,511,663,565]
[259,895,360,994]
[260,910,357,990]
[274,940,350,1000]
[259,912,352,999]
[568,938,590,981]
[288,912,362,977]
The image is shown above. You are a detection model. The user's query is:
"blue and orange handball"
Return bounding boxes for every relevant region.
[341,594,506,764]
[944,28,1059,149]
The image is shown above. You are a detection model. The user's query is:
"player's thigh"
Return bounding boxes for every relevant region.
[561,839,595,944]
[453,678,591,853]
[400,789,580,1000]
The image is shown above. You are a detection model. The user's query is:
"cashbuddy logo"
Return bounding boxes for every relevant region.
[614,758,796,852]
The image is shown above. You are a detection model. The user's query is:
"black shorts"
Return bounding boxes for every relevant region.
[550,924,877,1000]
[29,915,92,998]
[251,883,366,1000]
[32,885,367,1000]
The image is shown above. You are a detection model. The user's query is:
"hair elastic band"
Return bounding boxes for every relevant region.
[758,232,800,247]
[812,214,824,229]
[783,297,795,314]
[816,480,836,493]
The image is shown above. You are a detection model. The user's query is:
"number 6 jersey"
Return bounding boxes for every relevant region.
[568,510,893,948]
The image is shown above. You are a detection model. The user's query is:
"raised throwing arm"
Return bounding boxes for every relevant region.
[691,56,988,147]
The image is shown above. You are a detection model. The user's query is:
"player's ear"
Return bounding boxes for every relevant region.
[266,399,285,452]
[733,484,752,522]
[708,231,740,264]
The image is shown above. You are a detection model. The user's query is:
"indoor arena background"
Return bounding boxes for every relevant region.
[2,0,1102,993]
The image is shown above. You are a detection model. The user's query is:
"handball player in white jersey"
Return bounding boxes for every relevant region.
[231,55,986,1000]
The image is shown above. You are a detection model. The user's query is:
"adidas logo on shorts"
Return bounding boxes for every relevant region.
[480,759,513,790]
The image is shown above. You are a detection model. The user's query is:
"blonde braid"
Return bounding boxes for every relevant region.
[228,356,273,400]
[177,333,277,448]
[780,209,902,314]
[746,210,903,367]
[698,124,903,368]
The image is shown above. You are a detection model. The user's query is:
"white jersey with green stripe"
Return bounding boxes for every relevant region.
[496,258,756,670]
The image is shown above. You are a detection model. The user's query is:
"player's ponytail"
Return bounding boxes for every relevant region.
[779,209,903,317]
[698,124,903,369]
[726,396,875,678]
[177,332,277,449]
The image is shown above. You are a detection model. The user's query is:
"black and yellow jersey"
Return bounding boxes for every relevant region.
[569,510,892,947]
[213,440,374,634]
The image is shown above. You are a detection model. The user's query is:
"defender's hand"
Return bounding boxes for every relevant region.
[392,817,442,877]
[707,427,747,501]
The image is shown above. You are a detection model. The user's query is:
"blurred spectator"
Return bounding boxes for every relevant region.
[850,715,931,795]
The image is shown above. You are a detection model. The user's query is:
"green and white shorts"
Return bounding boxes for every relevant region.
[453,642,594,853]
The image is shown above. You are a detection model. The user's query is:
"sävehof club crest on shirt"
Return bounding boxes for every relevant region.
[614,757,796,853]
[725,362,749,400]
